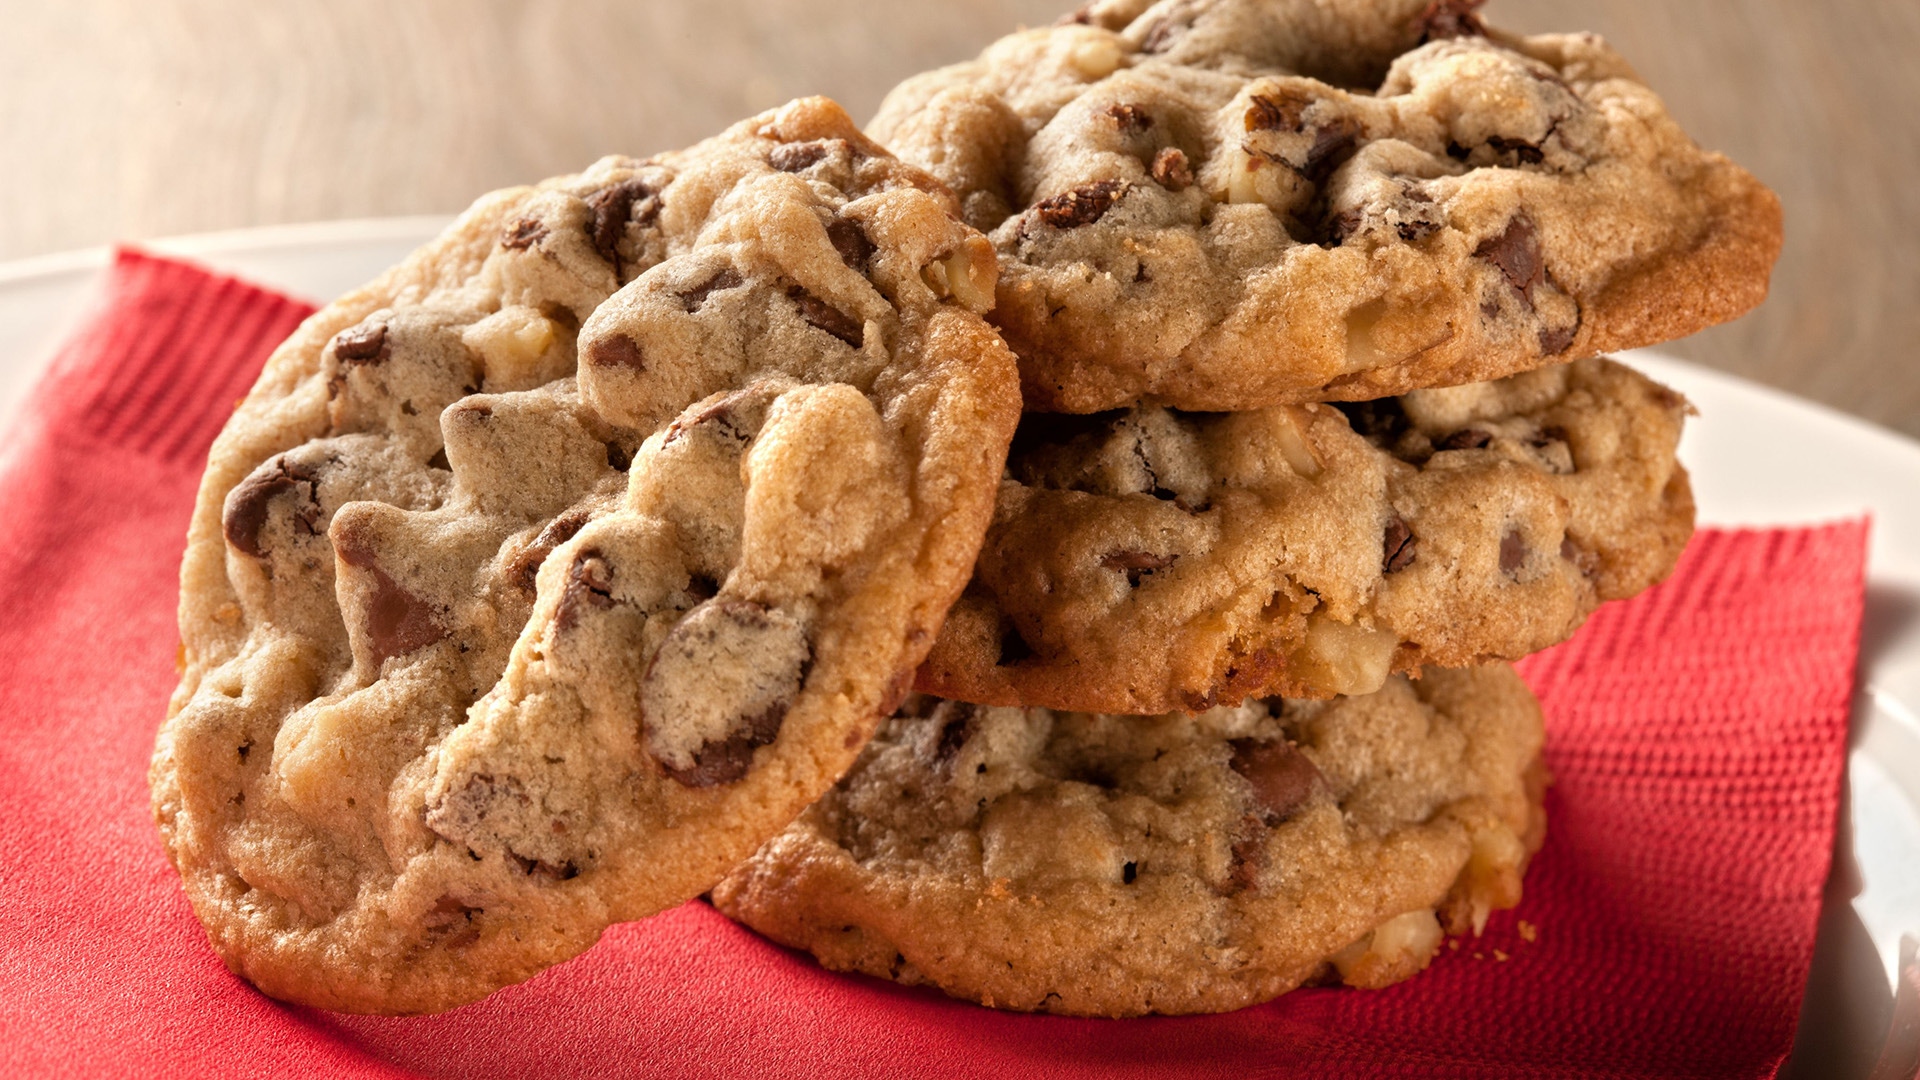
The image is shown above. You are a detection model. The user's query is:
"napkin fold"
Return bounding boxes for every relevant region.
[0,250,1871,1079]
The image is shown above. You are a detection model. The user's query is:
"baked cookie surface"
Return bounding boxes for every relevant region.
[919,356,1692,715]
[713,665,1547,1016]
[871,0,1781,411]
[150,97,1020,1014]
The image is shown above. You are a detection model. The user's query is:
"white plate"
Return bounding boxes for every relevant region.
[3,223,1915,1069]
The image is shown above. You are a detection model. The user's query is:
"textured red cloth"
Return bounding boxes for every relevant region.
[0,250,1869,1078]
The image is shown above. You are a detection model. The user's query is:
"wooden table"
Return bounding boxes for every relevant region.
[5,0,1914,437]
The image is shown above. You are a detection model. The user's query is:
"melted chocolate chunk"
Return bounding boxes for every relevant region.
[826,217,876,275]
[1325,208,1365,246]
[1033,180,1127,229]
[1560,535,1600,576]
[676,268,745,313]
[1439,428,1493,451]
[585,178,662,271]
[508,508,596,594]
[1229,816,1267,893]
[661,702,787,788]
[1100,549,1176,587]
[1475,215,1546,307]
[1538,320,1578,355]
[332,324,390,365]
[1383,515,1418,574]
[554,549,616,631]
[1414,0,1488,43]
[1500,530,1529,576]
[663,387,754,447]
[769,140,832,173]
[335,530,445,664]
[787,286,865,347]
[585,333,646,373]
[930,700,978,765]
[1486,135,1546,166]
[222,456,323,557]
[1302,119,1362,184]
[1229,739,1324,824]
[1150,147,1194,191]
[501,217,548,251]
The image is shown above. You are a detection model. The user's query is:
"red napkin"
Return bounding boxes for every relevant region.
[0,250,1871,1079]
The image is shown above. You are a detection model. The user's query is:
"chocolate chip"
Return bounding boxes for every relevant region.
[1475,215,1545,308]
[1383,515,1418,574]
[1302,119,1362,184]
[1122,861,1138,883]
[676,268,744,313]
[554,548,616,631]
[585,178,662,271]
[1100,549,1175,587]
[655,706,783,787]
[1033,180,1127,229]
[1229,822,1266,893]
[663,389,753,447]
[1105,103,1153,132]
[1538,320,1577,355]
[509,852,580,881]
[826,217,876,275]
[1150,147,1193,191]
[1486,135,1545,166]
[584,333,645,373]
[425,894,483,946]
[1500,530,1529,576]
[1439,428,1493,451]
[222,456,323,557]
[1140,4,1200,54]
[1561,535,1600,577]
[930,700,978,764]
[508,508,596,595]
[1325,208,1365,246]
[786,285,864,347]
[335,530,446,664]
[1397,219,1439,242]
[643,601,811,788]
[1229,739,1323,824]
[501,217,548,251]
[1413,0,1487,43]
[332,324,389,364]
[769,140,832,173]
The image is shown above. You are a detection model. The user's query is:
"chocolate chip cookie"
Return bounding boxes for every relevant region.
[151,96,1021,1014]
[871,0,1781,411]
[918,357,1691,715]
[713,664,1547,1016]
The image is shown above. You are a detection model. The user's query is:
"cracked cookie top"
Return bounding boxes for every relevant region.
[918,357,1692,715]
[871,0,1781,411]
[714,665,1546,1016]
[151,96,1020,1014]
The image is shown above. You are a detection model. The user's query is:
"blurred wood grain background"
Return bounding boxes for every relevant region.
[3,0,1915,436]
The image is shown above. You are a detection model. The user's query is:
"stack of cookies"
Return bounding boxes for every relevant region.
[150,0,1779,1018]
